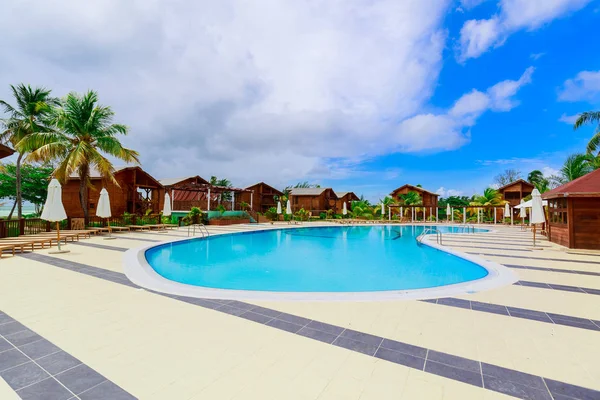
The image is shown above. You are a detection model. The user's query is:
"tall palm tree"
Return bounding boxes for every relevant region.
[583,153,600,170]
[469,188,505,220]
[0,84,58,219]
[527,170,550,193]
[20,91,139,219]
[573,111,600,155]
[549,154,592,186]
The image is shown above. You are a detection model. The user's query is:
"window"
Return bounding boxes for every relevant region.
[549,198,567,225]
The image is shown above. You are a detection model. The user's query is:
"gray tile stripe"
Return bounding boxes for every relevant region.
[0,311,136,400]
[109,235,162,243]
[18,254,600,400]
[446,245,534,252]
[426,298,600,331]
[515,281,600,296]
[505,264,600,277]
[467,253,600,265]
[70,242,128,252]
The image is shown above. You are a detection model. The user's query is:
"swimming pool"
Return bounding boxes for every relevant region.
[143,225,493,294]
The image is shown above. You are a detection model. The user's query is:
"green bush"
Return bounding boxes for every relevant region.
[319,212,326,219]
[265,207,278,221]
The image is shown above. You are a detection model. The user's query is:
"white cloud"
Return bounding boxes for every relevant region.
[459,0,490,9]
[559,113,579,124]
[458,0,591,61]
[436,187,464,197]
[558,70,600,102]
[530,52,545,60]
[542,166,560,177]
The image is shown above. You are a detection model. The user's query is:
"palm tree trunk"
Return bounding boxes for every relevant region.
[78,165,89,219]
[15,153,23,219]
[7,198,17,220]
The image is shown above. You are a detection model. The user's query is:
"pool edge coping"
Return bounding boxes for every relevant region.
[122,224,519,302]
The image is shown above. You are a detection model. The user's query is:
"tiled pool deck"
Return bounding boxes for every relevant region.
[1,223,599,399]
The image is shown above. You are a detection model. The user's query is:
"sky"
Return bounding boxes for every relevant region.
[1,0,600,202]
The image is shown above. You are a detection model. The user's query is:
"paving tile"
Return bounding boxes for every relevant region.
[55,364,106,395]
[275,312,311,326]
[0,361,49,390]
[420,299,438,304]
[374,347,425,370]
[17,377,73,400]
[339,329,383,347]
[425,360,482,387]
[547,284,585,293]
[0,337,12,353]
[305,321,344,335]
[79,380,135,400]
[226,301,255,311]
[0,321,27,336]
[0,349,29,372]
[544,378,600,400]
[19,339,61,360]
[481,363,547,391]
[238,311,273,324]
[427,350,480,373]
[178,297,222,309]
[437,298,471,309]
[216,305,248,317]
[36,351,82,375]
[4,330,43,347]
[0,313,14,325]
[518,281,552,289]
[380,339,427,359]
[581,287,600,296]
[483,375,552,400]
[509,311,553,323]
[296,327,338,344]
[248,305,284,318]
[550,316,600,331]
[265,318,303,334]
[332,337,380,356]
[470,301,509,315]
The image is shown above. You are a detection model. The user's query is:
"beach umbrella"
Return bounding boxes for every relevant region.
[163,193,172,217]
[286,199,292,215]
[41,179,69,253]
[277,201,282,215]
[96,188,115,239]
[504,203,510,221]
[530,189,545,247]
[519,199,526,226]
[446,204,451,222]
[381,203,385,219]
[342,202,347,216]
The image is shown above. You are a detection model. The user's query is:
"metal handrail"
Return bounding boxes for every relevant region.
[416,228,443,245]
[457,224,475,234]
[187,223,210,238]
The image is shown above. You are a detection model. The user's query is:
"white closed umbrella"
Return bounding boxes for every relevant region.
[342,202,347,216]
[41,179,69,253]
[276,201,282,216]
[96,188,114,239]
[446,204,451,222]
[286,200,292,215]
[530,189,545,248]
[519,199,526,226]
[504,203,510,221]
[381,203,385,219]
[159,193,172,232]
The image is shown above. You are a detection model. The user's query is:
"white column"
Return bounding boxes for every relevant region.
[451,208,454,223]
[171,189,174,210]
[411,207,414,222]
[435,207,438,222]
[207,188,211,211]
[429,207,432,221]
[477,209,480,224]
[463,207,466,224]
[250,191,254,210]
[231,191,235,210]
[400,207,403,221]
[388,207,391,220]
[511,208,514,225]
[494,207,497,224]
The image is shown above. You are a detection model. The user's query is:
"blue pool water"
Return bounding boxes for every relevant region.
[145,225,489,292]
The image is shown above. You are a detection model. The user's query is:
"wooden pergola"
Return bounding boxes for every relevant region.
[387,204,516,224]
[167,181,252,211]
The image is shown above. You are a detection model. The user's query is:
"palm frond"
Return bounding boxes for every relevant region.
[574,111,600,130]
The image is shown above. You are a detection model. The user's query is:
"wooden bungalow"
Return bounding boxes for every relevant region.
[498,179,535,207]
[63,166,164,218]
[238,182,283,212]
[0,144,15,160]
[390,184,439,220]
[543,169,600,250]
[289,188,338,214]
[334,191,360,211]
[159,176,211,211]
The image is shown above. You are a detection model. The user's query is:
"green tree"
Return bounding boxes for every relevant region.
[210,176,232,201]
[573,111,600,155]
[0,163,54,215]
[549,154,592,186]
[21,91,139,219]
[527,170,550,193]
[583,153,600,170]
[470,188,504,206]
[397,191,422,205]
[350,200,375,219]
[0,84,58,219]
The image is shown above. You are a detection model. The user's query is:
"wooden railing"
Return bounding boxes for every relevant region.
[0,218,51,238]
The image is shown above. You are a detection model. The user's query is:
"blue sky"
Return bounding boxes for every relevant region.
[1,0,599,202]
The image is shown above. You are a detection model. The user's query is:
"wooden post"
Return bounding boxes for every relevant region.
[56,221,62,251]
[19,218,25,236]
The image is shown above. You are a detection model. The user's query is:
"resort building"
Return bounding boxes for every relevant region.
[498,179,535,206]
[334,191,360,210]
[238,182,283,212]
[64,166,165,218]
[390,184,439,208]
[289,188,338,214]
[543,169,600,250]
[0,143,15,159]
[159,176,212,211]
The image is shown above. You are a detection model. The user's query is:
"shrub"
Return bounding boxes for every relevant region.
[265,207,278,221]
[319,212,326,220]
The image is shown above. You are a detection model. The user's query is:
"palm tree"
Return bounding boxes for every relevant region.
[573,111,600,155]
[549,154,592,186]
[350,200,374,219]
[527,170,550,193]
[469,188,505,220]
[20,91,139,219]
[0,84,58,219]
[583,153,600,170]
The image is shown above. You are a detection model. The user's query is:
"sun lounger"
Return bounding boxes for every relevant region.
[128,225,152,231]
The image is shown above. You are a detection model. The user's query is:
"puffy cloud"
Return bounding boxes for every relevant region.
[559,113,579,124]
[436,187,464,197]
[558,70,600,102]
[458,0,591,61]
[459,0,490,9]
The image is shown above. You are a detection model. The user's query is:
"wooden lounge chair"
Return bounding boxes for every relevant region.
[128,225,151,231]
[110,226,131,232]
